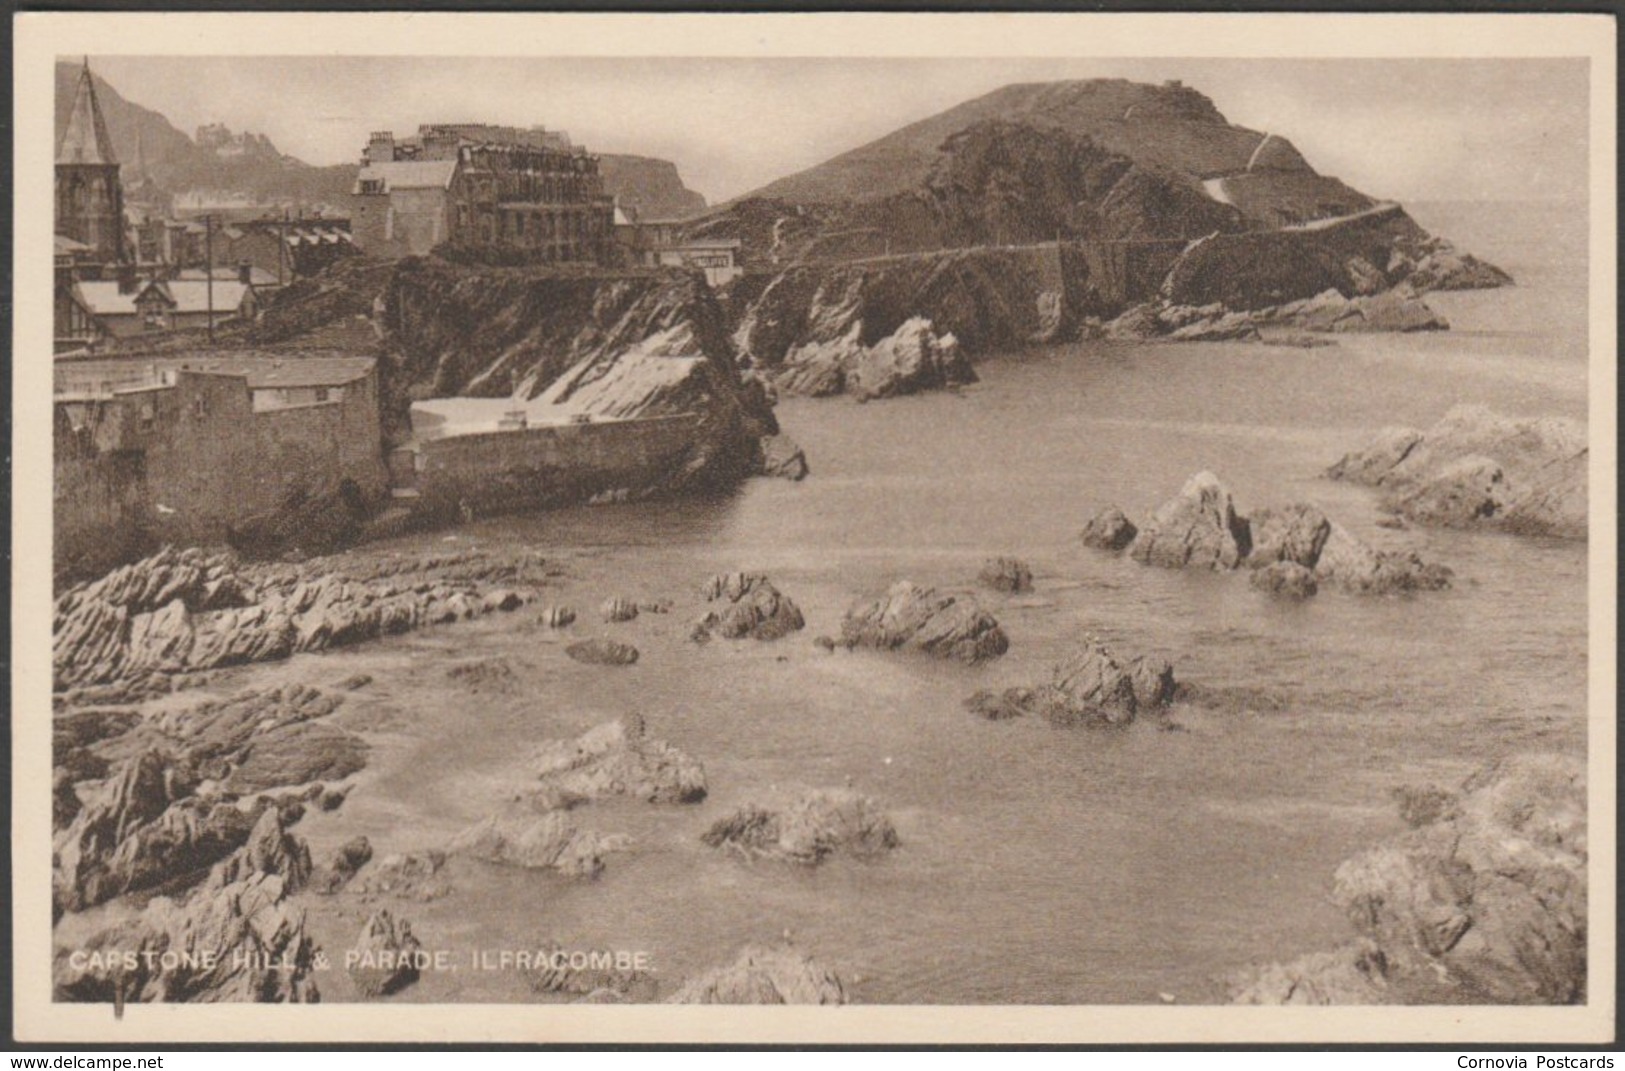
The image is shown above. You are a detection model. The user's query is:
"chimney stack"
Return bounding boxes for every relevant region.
[116,262,138,294]
[237,261,252,285]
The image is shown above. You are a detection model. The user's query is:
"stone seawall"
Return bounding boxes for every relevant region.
[54,370,388,585]
[411,414,705,520]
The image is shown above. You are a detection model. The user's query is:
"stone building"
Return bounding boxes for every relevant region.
[54,354,386,577]
[352,125,614,262]
[56,59,126,266]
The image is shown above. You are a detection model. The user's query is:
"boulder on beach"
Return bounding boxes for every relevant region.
[702,788,899,864]
[1081,506,1138,551]
[841,581,1008,664]
[1230,754,1586,1005]
[531,716,707,804]
[1128,472,1251,570]
[1326,405,1586,540]
[667,945,850,1005]
[977,557,1033,593]
[348,910,423,998]
[694,573,806,641]
[566,639,641,666]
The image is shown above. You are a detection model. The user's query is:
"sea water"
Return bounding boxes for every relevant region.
[206,200,1587,1004]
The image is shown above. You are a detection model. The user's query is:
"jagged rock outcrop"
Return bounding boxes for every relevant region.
[447,807,627,877]
[1328,406,1587,541]
[1256,287,1449,333]
[1111,476,1450,596]
[312,836,373,894]
[702,789,899,864]
[539,605,578,629]
[531,717,707,804]
[1081,505,1138,551]
[841,581,1009,664]
[1230,754,1585,1005]
[977,557,1033,593]
[966,637,1176,728]
[667,945,849,1005]
[1128,472,1252,570]
[53,808,321,1003]
[693,572,806,641]
[350,851,452,902]
[348,910,423,998]
[1312,523,1453,594]
[53,548,548,693]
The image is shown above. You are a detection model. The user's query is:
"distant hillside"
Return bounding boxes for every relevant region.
[598,154,706,220]
[54,62,354,213]
[678,79,1393,265]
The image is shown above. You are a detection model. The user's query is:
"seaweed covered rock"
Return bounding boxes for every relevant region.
[694,572,806,641]
[1128,471,1251,570]
[1229,754,1586,1005]
[531,717,707,804]
[1249,561,1319,600]
[667,945,850,1005]
[702,789,899,864]
[841,581,1008,664]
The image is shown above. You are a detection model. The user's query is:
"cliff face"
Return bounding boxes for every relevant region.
[254,257,778,492]
[598,154,708,220]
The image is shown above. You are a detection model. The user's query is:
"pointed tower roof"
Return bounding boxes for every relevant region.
[57,58,119,167]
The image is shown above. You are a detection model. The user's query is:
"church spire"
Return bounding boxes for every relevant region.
[57,57,119,167]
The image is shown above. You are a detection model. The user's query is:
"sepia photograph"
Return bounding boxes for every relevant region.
[11,10,1616,1046]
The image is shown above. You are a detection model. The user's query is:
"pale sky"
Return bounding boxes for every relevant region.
[86,56,1588,206]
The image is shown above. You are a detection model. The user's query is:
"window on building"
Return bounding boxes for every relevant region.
[315,387,330,403]
[359,180,384,195]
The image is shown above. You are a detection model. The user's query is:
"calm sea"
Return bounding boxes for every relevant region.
[199,200,1590,1004]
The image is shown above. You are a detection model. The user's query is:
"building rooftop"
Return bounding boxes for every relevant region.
[354,160,459,194]
[57,60,118,167]
[56,353,376,392]
[74,279,255,317]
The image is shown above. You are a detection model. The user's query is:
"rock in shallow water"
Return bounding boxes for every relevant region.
[566,639,641,666]
[1229,754,1586,1005]
[694,573,805,641]
[967,639,1176,728]
[977,557,1033,593]
[703,788,899,864]
[1129,471,1251,570]
[841,581,1008,664]
[667,945,849,1005]
[1249,561,1319,600]
[1081,505,1138,551]
[531,717,707,804]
